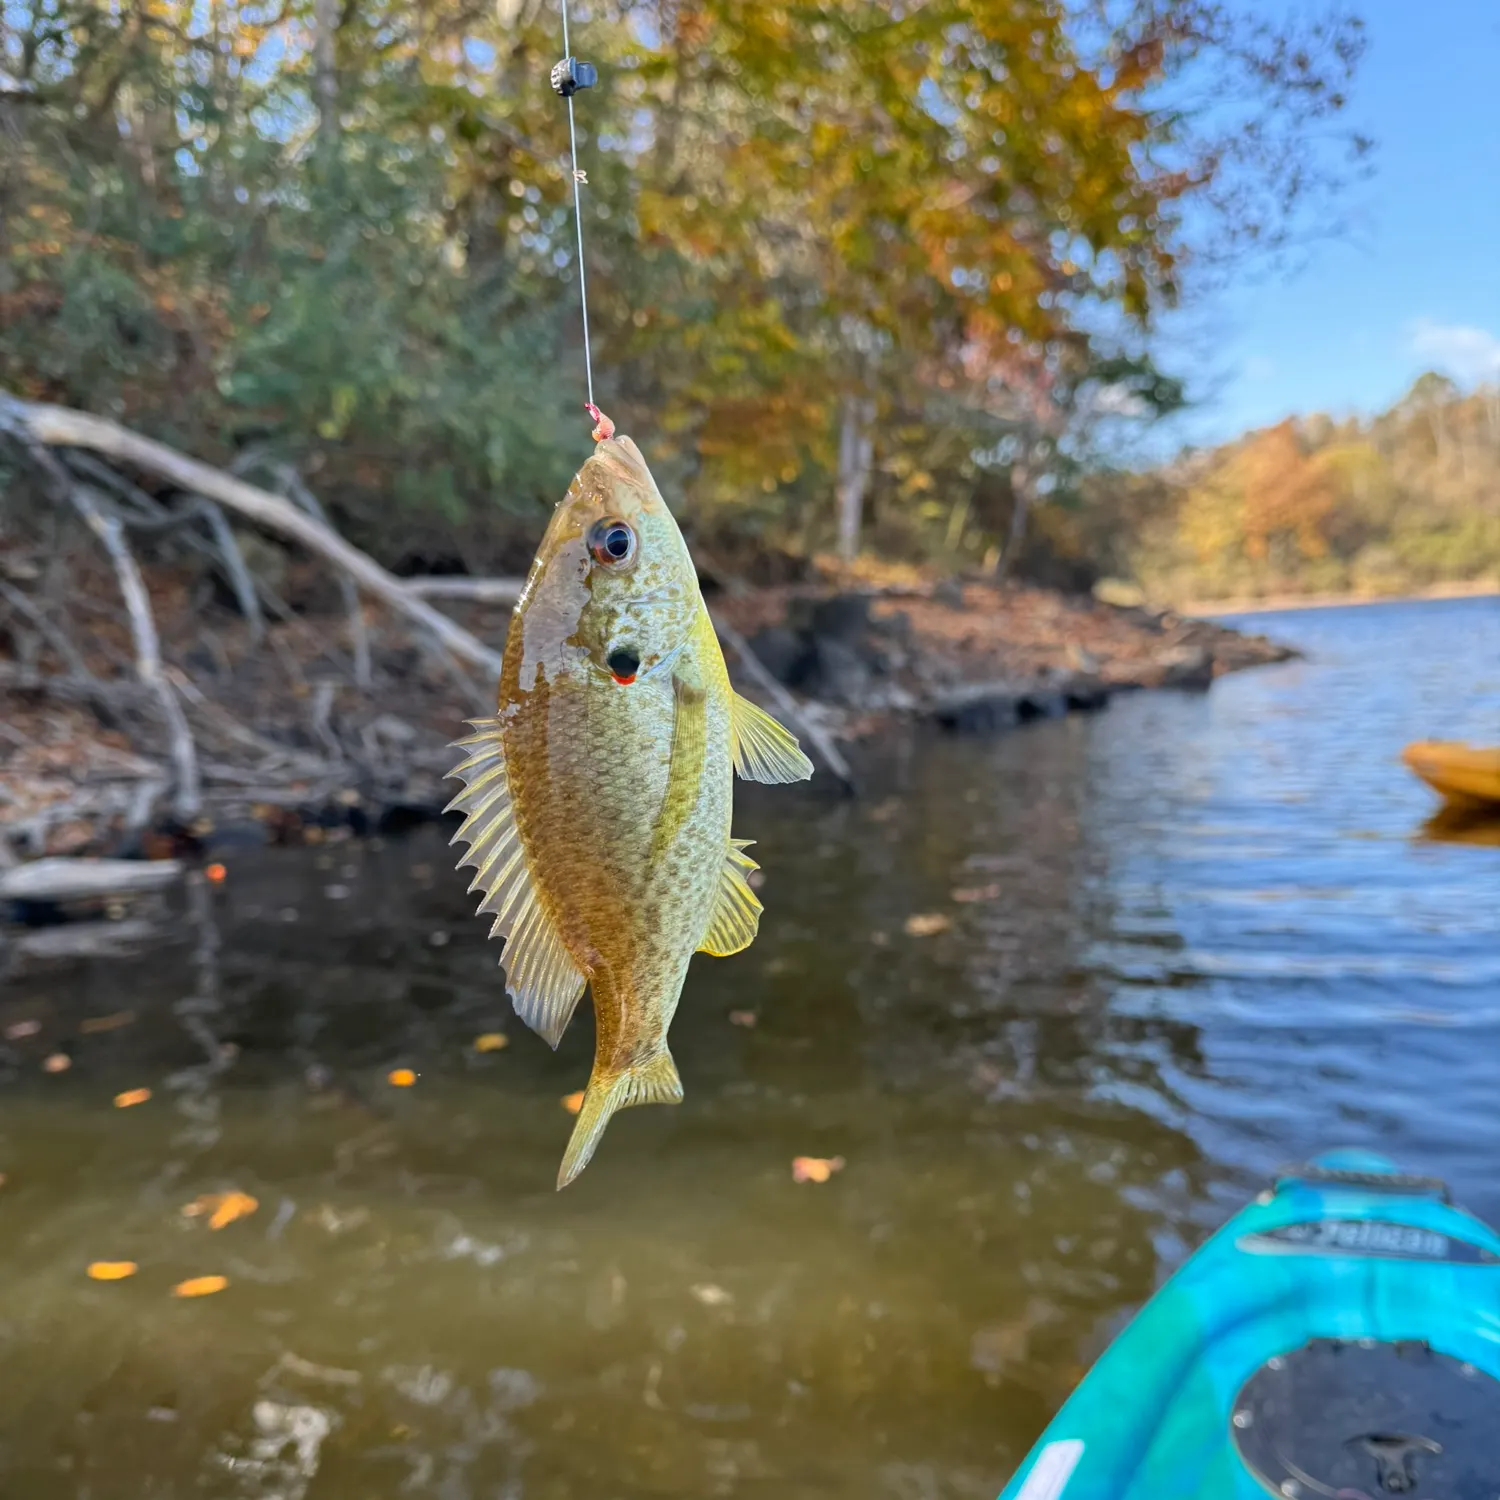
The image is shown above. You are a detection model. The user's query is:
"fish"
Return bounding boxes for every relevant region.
[445,423,813,1189]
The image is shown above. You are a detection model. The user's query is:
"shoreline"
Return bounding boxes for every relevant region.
[1177,579,1500,618]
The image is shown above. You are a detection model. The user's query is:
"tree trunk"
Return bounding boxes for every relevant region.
[835,395,875,565]
[993,463,1032,579]
[313,0,341,156]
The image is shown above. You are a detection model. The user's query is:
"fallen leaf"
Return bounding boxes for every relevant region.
[87,1261,138,1281]
[79,1010,136,1034]
[172,1275,228,1298]
[387,1068,417,1087]
[690,1283,734,1307]
[728,1010,758,1028]
[903,913,951,937]
[791,1155,846,1184]
[561,1090,585,1115]
[42,1053,71,1074]
[182,1190,259,1230]
[204,863,228,884]
[473,1033,509,1053]
[4,1019,41,1040]
[951,883,1002,904]
[114,1088,152,1109]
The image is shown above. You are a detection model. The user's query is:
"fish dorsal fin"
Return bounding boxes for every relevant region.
[730,693,815,784]
[699,838,763,957]
[445,718,586,1048]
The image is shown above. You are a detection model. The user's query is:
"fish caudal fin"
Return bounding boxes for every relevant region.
[557,1049,684,1191]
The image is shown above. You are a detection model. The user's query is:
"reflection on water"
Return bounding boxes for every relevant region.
[1,596,1497,1498]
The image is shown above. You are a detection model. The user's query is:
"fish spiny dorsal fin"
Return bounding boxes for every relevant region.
[445,719,586,1048]
[730,693,814,784]
[557,1048,684,1190]
[699,838,763,957]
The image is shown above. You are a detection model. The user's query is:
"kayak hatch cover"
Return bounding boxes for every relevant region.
[996,1150,1500,1500]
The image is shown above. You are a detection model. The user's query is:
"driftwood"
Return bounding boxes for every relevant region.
[0,855,183,902]
[0,390,504,678]
[405,576,525,605]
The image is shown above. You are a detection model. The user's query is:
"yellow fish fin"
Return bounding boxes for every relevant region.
[445,718,586,1049]
[730,693,815,784]
[557,1048,683,1190]
[699,838,763,957]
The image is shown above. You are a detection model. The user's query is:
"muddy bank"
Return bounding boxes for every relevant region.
[1,567,1295,875]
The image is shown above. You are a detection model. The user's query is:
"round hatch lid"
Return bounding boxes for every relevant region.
[1232,1337,1500,1498]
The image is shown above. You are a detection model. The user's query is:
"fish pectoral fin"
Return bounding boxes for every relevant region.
[730,693,815,784]
[699,838,763,957]
[557,1049,684,1190]
[446,716,587,1048]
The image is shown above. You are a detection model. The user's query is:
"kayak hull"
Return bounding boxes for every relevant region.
[997,1151,1500,1499]
[1402,740,1500,810]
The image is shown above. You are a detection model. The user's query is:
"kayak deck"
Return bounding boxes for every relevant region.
[998,1152,1500,1499]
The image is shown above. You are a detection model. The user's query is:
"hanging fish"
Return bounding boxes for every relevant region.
[446,417,813,1188]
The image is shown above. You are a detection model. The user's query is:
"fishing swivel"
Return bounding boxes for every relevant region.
[550,56,597,97]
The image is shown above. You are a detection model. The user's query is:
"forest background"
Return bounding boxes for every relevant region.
[3,1,1492,605]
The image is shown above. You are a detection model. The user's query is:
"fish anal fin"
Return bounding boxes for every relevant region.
[730,693,814,784]
[699,838,763,957]
[557,1049,684,1190]
[446,717,586,1048]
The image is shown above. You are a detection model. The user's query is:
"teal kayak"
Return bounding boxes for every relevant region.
[998,1151,1500,1499]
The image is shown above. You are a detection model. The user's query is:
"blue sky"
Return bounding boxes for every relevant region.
[1156,0,1500,448]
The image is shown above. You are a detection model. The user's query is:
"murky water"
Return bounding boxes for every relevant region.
[2,596,1498,1499]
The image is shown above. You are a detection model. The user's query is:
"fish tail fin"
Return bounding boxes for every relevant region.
[556,1047,684,1191]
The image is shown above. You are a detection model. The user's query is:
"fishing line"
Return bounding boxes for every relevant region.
[552,0,597,409]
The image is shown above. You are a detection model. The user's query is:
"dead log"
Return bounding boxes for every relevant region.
[404,576,526,605]
[0,390,504,679]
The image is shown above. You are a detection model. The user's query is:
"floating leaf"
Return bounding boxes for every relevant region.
[205,864,228,884]
[5,1019,41,1040]
[87,1261,138,1281]
[903,913,951,937]
[728,1010,758,1028]
[387,1068,417,1087]
[690,1283,734,1307]
[182,1190,259,1230]
[42,1053,71,1074]
[473,1033,509,1053]
[791,1155,846,1184]
[114,1088,152,1108]
[951,884,1002,904]
[561,1090,585,1115]
[172,1275,228,1298]
[79,1010,136,1034]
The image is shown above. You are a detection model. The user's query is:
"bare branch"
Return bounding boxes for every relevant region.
[0,391,505,678]
[404,576,526,605]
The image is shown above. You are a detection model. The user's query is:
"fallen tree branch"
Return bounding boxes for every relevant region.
[0,578,96,681]
[404,576,526,605]
[711,610,855,794]
[68,483,202,821]
[0,390,504,679]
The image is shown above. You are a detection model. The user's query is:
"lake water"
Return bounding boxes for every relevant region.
[2,595,1498,1499]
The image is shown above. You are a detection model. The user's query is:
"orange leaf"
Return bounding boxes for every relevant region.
[473,1033,509,1053]
[172,1275,228,1298]
[951,884,1002,904]
[42,1053,71,1074]
[728,1010,758,1028]
[114,1088,152,1108]
[205,863,228,884]
[387,1068,417,1087]
[791,1155,846,1184]
[561,1090,585,1115]
[79,1010,135,1034]
[903,913,951,937]
[87,1261,138,1281]
[182,1190,260,1229]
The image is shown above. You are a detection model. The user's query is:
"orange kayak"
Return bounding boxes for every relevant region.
[1401,741,1500,810]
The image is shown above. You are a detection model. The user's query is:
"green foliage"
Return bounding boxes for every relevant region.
[0,0,1365,573]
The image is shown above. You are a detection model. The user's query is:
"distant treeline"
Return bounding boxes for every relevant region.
[1104,375,1500,603]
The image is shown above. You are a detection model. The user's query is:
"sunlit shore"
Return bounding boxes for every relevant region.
[1177,578,1500,618]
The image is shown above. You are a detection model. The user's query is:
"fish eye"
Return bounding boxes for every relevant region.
[588,518,637,567]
